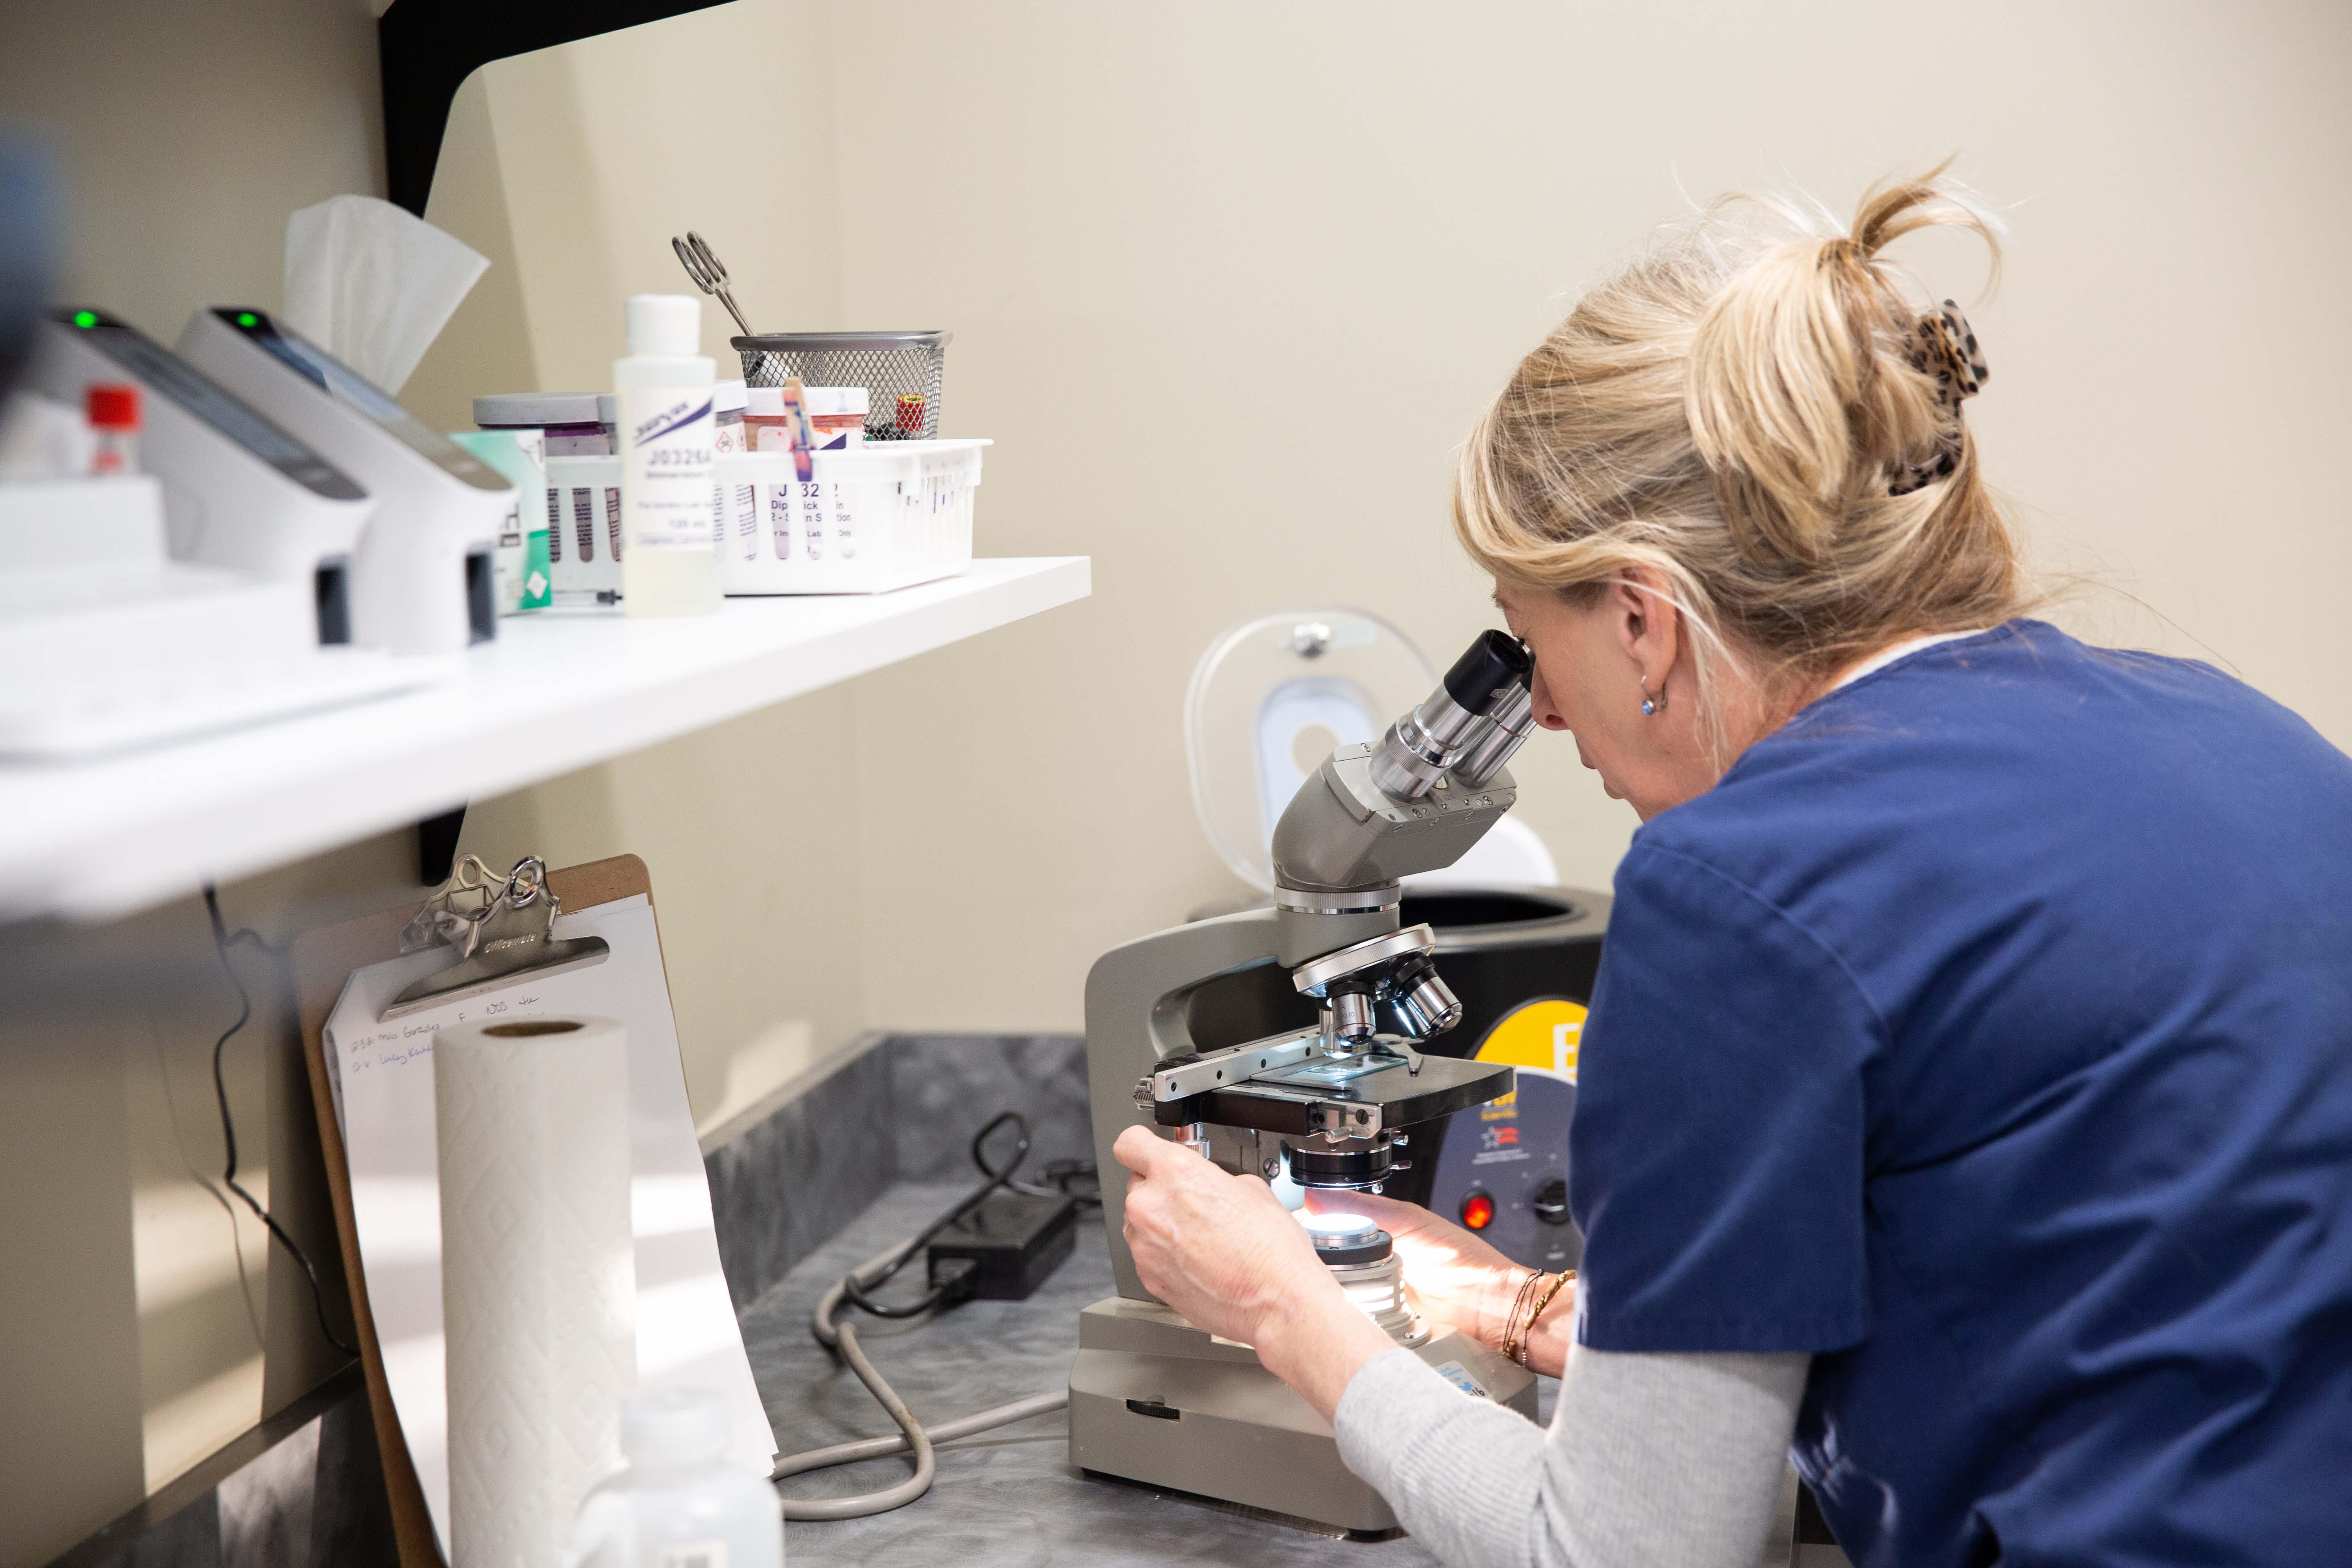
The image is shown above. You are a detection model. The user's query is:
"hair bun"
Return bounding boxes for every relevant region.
[1686,171,2001,564]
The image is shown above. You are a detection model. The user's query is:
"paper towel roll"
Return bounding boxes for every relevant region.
[437,1016,637,1568]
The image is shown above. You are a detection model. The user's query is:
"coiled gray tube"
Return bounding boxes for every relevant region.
[773,1238,1069,1521]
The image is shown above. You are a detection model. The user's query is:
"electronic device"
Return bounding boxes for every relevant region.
[178,306,508,655]
[0,473,428,757]
[1073,632,1549,1536]
[925,1189,1079,1302]
[27,308,371,645]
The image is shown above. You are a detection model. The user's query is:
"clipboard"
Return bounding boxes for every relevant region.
[292,854,676,1568]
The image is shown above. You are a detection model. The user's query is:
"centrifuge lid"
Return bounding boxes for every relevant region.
[1184,608,1438,894]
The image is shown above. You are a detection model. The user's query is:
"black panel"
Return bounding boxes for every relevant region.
[416,806,466,886]
[313,560,351,646]
[380,0,735,216]
[464,547,495,644]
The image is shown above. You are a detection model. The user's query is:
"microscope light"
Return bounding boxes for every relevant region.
[1299,1211,1375,1239]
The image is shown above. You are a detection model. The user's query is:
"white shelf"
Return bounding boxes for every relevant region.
[0,557,1091,920]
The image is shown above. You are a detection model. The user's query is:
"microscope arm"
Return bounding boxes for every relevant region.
[1084,904,1397,1300]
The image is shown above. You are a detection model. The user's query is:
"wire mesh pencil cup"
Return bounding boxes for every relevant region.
[732,330,951,442]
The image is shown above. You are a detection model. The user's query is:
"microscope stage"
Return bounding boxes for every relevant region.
[1152,1054,1513,1138]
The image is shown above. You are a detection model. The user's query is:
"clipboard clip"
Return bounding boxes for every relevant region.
[382,855,610,1020]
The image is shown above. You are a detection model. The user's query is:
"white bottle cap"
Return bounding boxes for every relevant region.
[625,294,701,356]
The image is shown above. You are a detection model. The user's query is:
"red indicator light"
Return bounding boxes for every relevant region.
[1461,1192,1495,1230]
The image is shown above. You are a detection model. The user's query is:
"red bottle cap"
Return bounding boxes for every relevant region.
[86,383,140,431]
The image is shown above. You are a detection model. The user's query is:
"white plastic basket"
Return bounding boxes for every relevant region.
[715,439,987,595]
[544,439,987,601]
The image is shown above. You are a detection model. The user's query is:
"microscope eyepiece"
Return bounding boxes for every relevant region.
[1368,631,1537,801]
[1443,629,1535,713]
[1454,678,1537,789]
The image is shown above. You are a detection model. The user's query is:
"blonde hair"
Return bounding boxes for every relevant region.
[1454,166,2028,740]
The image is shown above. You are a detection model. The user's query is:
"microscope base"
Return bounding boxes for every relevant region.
[1068,1296,1536,1535]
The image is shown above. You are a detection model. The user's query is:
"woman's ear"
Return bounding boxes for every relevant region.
[1608,568,1682,699]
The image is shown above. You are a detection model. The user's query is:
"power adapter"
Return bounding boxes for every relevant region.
[925,1189,1078,1303]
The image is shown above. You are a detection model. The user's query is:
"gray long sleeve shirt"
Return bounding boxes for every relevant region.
[1332,1343,1810,1568]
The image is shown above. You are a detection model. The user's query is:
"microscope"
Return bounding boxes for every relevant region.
[1071,630,1545,1535]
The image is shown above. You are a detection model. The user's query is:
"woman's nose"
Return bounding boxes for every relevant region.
[1530,664,1571,731]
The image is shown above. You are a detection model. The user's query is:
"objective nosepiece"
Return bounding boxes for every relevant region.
[1329,988,1377,1042]
[1391,969,1464,1040]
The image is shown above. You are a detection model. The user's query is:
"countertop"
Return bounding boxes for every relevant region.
[746,1181,1558,1566]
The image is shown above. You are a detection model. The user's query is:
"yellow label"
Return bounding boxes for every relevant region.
[1472,998,1587,1085]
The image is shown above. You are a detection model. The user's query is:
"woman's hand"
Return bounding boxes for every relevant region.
[1112,1124,1333,1345]
[1303,1188,1523,1347]
[1112,1125,1396,1418]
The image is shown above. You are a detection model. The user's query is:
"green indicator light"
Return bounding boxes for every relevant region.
[71,310,98,329]
[236,312,258,328]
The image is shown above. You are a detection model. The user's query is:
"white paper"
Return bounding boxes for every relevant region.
[283,194,488,394]
[323,897,775,1556]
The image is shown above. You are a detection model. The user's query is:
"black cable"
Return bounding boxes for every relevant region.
[838,1110,1032,1323]
[202,884,360,1360]
[1040,1158,1100,1208]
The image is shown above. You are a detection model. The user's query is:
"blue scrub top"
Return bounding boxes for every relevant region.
[1571,621,2352,1567]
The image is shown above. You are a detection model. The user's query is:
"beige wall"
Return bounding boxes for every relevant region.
[5,1,2350,1561]
[822,0,2352,1031]
[403,0,874,1126]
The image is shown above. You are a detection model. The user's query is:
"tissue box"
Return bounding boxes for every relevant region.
[716,439,986,596]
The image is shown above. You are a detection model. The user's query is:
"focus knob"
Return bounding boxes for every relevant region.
[1532,1176,1571,1226]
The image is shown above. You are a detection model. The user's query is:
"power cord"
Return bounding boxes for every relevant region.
[1015,1157,1099,1209]
[201,884,359,1360]
[840,1111,1030,1320]
[773,1110,1071,1520]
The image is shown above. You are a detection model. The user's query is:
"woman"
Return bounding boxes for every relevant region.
[1113,171,2352,1568]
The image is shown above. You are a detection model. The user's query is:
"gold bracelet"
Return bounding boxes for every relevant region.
[1511,1271,1576,1367]
[1500,1269,1543,1365]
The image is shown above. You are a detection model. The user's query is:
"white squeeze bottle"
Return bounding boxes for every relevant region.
[616,294,722,615]
[565,1390,783,1568]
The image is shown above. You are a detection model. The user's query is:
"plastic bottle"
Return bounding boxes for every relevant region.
[566,1390,783,1568]
[615,295,720,616]
[85,383,139,475]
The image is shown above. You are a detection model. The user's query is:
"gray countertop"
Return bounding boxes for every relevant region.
[746,1181,1555,1566]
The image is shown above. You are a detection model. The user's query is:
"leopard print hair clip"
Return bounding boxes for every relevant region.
[1890,299,1990,495]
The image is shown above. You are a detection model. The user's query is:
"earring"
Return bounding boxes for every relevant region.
[1640,684,1665,717]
